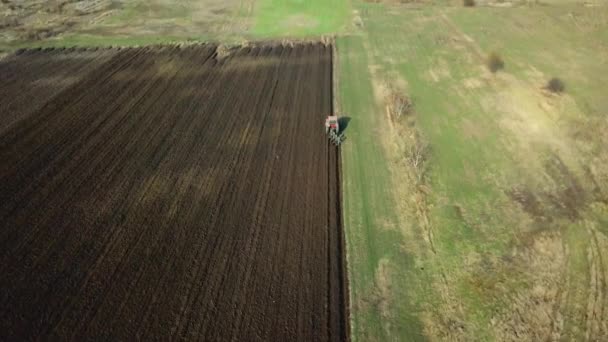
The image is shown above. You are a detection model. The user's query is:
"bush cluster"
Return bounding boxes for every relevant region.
[547,77,565,93]
[487,52,504,73]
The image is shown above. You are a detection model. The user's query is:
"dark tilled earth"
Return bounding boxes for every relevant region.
[0,43,348,341]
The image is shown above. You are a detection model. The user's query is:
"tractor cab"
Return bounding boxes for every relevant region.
[325,115,339,134]
[325,115,345,146]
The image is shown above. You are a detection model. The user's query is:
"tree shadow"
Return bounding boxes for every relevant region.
[338,116,351,134]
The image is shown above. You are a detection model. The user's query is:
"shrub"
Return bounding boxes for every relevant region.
[390,93,414,119]
[487,52,504,73]
[546,77,565,93]
[407,133,430,184]
[463,0,476,7]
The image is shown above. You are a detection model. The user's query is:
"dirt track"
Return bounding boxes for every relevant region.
[0,44,348,341]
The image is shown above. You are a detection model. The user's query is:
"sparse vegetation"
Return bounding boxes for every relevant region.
[546,77,565,93]
[487,52,505,73]
[215,44,232,59]
[408,135,430,184]
[389,92,414,119]
[463,0,476,7]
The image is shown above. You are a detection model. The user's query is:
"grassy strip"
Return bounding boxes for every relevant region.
[252,0,351,37]
[337,35,426,341]
[1,34,203,51]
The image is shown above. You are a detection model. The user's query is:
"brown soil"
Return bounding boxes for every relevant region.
[0,47,118,134]
[0,43,349,341]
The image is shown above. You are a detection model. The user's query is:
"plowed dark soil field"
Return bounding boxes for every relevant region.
[0,48,119,135]
[0,43,348,341]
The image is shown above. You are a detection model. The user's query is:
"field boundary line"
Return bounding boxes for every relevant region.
[332,39,352,342]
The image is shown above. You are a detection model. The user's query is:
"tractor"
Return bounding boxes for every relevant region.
[325,115,346,145]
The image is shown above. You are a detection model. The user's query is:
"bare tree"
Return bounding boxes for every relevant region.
[390,92,413,119]
[407,136,430,184]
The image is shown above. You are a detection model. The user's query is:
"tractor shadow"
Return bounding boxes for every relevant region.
[338,116,351,134]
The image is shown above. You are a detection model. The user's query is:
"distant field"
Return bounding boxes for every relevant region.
[0,0,253,51]
[0,0,351,51]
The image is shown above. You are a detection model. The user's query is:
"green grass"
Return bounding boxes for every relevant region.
[447,5,608,115]
[560,223,591,340]
[358,4,510,336]
[252,0,351,37]
[337,35,427,341]
[337,1,608,340]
